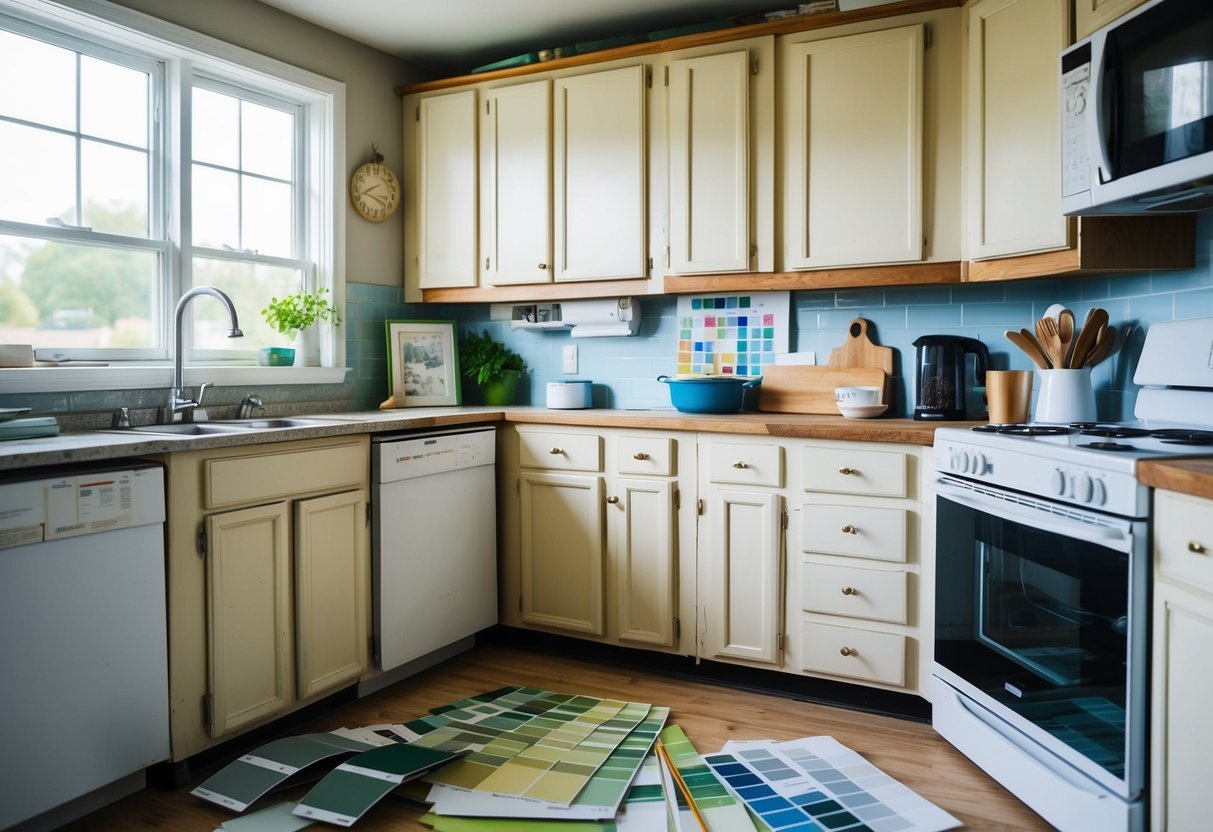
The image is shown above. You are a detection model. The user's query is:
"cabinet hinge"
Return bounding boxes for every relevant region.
[674,488,681,510]
[781,511,788,530]
[202,693,213,731]
[751,58,759,76]
[674,617,681,640]
[415,106,420,122]
[485,256,490,270]
[777,633,785,651]
[924,24,932,50]
[646,67,652,88]
[664,65,669,86]
[665,246,671,269]
[486,100,490,115]
[365,502,372,524]
[697,498,704,516]
[648,256,653,272]
[197,527,207,556]
[368,634,378,662]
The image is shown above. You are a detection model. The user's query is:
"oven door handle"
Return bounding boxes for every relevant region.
[935,481,1131,548]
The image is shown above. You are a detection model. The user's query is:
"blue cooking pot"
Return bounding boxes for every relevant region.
[657,374,762,414]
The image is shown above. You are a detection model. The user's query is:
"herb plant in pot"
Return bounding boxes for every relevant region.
[260,287,341,367]
[461,329,526,405]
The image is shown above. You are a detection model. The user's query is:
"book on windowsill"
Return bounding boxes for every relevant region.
[799,1,840,13]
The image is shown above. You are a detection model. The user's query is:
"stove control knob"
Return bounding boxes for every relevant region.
[1091,477,1106,506]
[959,450,970,472]
[971,453,988,475]
[1051,468,1066,497]
[1076,473,1094,503]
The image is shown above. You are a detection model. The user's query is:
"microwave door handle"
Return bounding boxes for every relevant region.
[1094,34,1120,183]
[934,481,1130,547]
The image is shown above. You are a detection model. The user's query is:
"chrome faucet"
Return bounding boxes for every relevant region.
[237,394,265,420]
[162,286,243,423]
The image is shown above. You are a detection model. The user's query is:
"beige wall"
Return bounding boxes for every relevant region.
[110,0,432,287]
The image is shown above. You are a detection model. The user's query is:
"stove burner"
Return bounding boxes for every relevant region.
[996,424,1076,437]
[1150,429,1213,445]
[1077,426,1151,439]
[1078,441,1136,452]
[970,424,1007,433]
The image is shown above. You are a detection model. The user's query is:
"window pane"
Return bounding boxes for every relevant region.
[242,100,293,180]
[192,87,238,168]
[191,256,300,351]
[0,122,76,225]
[0,29,75,131]
[80,55,148,148]
[0,234,158,349]
[82,141,148,236]
[192,164,238,248]
[242,176,292,256]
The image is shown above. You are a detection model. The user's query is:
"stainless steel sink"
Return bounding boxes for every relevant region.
[123,417,330,435]
[226,418,331,429]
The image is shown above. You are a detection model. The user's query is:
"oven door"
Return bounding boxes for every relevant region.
[933,476,1148,800]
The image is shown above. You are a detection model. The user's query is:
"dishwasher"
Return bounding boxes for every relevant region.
[368,426,497,688]
[0,461,169,830]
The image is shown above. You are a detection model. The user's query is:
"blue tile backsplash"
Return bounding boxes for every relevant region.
[345,211,1213,420]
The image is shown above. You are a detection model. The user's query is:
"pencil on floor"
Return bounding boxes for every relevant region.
[655,739,708,832]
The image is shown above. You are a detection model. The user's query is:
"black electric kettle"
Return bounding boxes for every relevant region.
[912,335,990,420]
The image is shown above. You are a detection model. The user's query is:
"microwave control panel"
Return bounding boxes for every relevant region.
[1062,53,1092,199]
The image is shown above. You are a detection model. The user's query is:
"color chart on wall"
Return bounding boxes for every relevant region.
[704,737,960,832]
[675,291,790,376]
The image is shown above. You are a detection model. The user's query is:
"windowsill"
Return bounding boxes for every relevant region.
[0,364,350,394]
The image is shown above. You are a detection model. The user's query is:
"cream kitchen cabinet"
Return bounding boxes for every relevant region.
[665,36,774,275]
[164,436,370,761]
[1075,0,1148,39]
[789,440,931,696]
[698,437,786,666]
[1150,489,1213,831]
[500,425,693,652]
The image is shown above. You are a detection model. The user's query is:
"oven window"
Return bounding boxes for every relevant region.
[935,495,1131,779]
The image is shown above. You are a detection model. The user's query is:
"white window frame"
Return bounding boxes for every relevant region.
[0,0,347,393]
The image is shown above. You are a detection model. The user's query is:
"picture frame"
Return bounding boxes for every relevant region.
[385,319,461,406]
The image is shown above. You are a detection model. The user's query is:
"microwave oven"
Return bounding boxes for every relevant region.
[1062,0,1213,215]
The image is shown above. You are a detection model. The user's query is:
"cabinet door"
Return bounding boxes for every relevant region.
[520,471,605,634]
[295,489,368,700]
[554,65,647,282]
[482,80,553,286]
[668,49,751,274]
[966,0,1070,259]
[783,25,923,269]
[701,489,782,664]
[1152,581,1213,832]
[1075,0,1148,39]
[610,476,676,646]
[417,89,478,288]
[206,502,292,737]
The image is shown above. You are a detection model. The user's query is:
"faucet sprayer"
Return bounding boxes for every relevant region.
[163,286,243,423]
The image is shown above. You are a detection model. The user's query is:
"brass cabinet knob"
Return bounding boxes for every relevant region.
[841,586,858,596]
[549,447,563,455]
[733,461,748,469]
[633,452,649,460]
[841,524,858,535]
[606,496,619,504]
[838,467,858,475]
[1190,540,1208,554]
[538,263,548,269]
[840,646,857,657]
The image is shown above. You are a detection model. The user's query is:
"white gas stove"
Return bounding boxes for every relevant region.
[934,316,1213,519]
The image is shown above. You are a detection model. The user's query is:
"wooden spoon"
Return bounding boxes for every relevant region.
[1084,324,1117,367]
[1036,317,1062,368]
[1058,309,1075,367]
[1005,329,1051,369]
[1070,307,1110,368]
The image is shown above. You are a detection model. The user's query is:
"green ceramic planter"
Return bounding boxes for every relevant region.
[481,370,521,405]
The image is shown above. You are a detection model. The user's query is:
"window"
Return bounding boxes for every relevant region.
[0,0,344,384]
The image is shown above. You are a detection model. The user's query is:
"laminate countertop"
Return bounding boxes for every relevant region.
[1138,457,1213,502]
[0,407,968,472]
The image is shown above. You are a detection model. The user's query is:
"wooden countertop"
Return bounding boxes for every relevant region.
[0,406,968,472]
[1138,457,1213,501]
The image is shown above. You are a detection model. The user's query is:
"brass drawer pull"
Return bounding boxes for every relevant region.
[606,496,619,504]
[839,646,857,657]
[838,467,858,475]
[841,524,858,535]
[733,461,748,469]
[1190,540,1208,554]
[633,452,649,460]
[538,263,547,270]
[549,447,563,455]
[841,586,858,596]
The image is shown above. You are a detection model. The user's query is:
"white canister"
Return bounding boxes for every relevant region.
[547,380,593,409]
[1035,368,1096,423]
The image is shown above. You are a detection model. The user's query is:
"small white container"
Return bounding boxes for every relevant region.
[1035,368,1096,423]
[835,386,882,405]
[547,380,592,409]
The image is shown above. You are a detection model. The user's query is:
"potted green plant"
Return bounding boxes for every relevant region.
[260,287,341,366]
[460,329,526,405]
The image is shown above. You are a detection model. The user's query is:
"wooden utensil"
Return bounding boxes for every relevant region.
[1058,309,1075,367]
[826,318,894,405]
[1084,324,1117,367]
[1036,318,1062,368]
[1020,328,1053,368]
[1005,329,1051,369]
[1069,307,1109,368]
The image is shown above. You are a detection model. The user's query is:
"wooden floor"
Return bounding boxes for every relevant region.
[64,644,1054,831]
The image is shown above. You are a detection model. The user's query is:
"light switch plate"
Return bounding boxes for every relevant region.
[562,345,578,374]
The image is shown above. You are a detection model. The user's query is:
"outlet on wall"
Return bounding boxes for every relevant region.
[562,345,578,374]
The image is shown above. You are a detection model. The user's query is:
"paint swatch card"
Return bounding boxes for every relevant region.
[675,291,790,376]
[292,743,461,827]
[192,732,377,812]
[659,725,758,831]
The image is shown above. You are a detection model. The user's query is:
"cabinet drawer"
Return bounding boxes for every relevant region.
[801,562,907,624]
[800,622,905,687]
[801,504,907,563]
[518,430,602,472]
[614,435,674,476]
[1155,490,1213,595]
[802,446,907,497]
[205,442,366,510]
[707,441,783,487]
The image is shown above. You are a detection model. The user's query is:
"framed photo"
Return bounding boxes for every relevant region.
[385,320,461,406]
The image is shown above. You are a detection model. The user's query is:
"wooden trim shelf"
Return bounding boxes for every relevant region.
[422,278,653,304]
[664,261,962,294]
[395,0,962,95]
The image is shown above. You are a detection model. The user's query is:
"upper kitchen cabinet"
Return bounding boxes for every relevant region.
[962,0,1193,281]
[664,36,774,275]
[407,89,479,290]
[1074,0,1149,39]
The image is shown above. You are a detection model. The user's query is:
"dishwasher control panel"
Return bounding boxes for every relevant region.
[375,427,496,483]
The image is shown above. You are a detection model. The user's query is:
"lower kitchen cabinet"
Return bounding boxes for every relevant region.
[1151,489,1213,831]
[165,435,370,761]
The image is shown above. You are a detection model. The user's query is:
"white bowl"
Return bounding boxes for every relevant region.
[834,386,882,405]
[837,403,888,419]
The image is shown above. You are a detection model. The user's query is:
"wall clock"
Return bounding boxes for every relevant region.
[350,145,399,222]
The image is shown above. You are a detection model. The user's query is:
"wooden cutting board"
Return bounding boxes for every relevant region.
[758,366,887,414]
[828,318,894,374]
